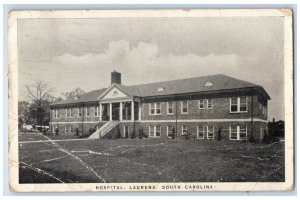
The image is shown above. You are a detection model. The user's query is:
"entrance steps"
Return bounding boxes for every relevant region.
[88,121,120,139]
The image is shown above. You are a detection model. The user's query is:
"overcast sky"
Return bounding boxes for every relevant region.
[18,17,284,120]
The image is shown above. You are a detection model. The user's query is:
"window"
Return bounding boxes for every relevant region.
[230,126,247,140]
[230,97,247,113]
[149,125,161,137]
[52,126,56,134]
[94,106,99,117]
[78,108,82,117]
[181,101,188,114]
[199,100,205,109]
[53,109,59,119]
[69,109,72,118]
[167,125,174,138]
[181,126,188,135]
[149,103,161,115]
[85,107,90,117]
[65,126,72,134]
[150,103,155,115]
[207,126,214,139]
[124,126,130,138]
[65,108,72,118]
[197,126,205,139]
[207,99,213,109]
[167,102,174,115]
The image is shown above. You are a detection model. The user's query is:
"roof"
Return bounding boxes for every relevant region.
[51,74,270,106]
[51,88,107,106]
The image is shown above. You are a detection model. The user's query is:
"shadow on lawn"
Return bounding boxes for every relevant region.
[19,163,98,183]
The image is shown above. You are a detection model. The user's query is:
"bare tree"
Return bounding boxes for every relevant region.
[23,81,53,126]
[61,87,85,100]
[24,80,53,103]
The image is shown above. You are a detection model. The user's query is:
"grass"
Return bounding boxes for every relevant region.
[19,132,285,183]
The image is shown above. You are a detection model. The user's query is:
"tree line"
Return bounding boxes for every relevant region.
[18,80,85,128]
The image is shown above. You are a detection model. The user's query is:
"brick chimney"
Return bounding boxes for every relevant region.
[111,71,121,85]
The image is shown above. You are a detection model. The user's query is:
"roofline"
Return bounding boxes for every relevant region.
[96,83,133,100]
[50,101,99,108]
[140,86,270,100]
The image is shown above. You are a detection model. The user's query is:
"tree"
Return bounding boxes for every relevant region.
[23,81,53,126]
[61,87,85,100]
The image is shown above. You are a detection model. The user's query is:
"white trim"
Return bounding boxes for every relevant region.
[65,109,68,118]
[138,118,268,123]
[97,84,133,100]
[50,118,268,124]
[181,101,188,114]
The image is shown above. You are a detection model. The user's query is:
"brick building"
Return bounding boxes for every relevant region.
[50,71,270,141]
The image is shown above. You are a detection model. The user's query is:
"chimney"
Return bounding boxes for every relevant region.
[111,71,121,85]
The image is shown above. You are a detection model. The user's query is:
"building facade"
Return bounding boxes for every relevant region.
[50,71,270,141]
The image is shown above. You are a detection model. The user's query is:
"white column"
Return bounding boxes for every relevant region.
[109,103,112,121]
[138,102,142,121]
[120,102,123,121]
[131,100,134,121]
[99,103,102,121]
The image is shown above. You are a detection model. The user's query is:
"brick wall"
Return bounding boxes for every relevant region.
[141,93,268,121]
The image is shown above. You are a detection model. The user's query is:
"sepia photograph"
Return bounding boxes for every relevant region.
[8,9,294,192]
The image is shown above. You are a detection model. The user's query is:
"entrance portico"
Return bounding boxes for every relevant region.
[97,84,141,122]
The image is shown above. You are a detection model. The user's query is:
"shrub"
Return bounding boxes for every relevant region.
[55,128,59,136]
[217,127,222,141]
[130,129,136,139]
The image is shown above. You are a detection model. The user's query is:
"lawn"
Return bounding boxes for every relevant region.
[18,132,285,183]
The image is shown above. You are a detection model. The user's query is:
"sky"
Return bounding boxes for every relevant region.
[18,17,284,120]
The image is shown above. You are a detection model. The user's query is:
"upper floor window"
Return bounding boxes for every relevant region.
[94,106,99,117]
[85,107,90,117]
[230,126,247,140]
[181,101,188,114]
[78,108,82,118]
[65,108,72,118]
[230,97,247,113]
[207,99,213,109]
[149,103,161,115]
[167,102,174,115]
[199,99,205,109]
[53,109,59,119]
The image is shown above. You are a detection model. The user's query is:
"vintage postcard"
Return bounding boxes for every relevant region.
[8,9,294,192]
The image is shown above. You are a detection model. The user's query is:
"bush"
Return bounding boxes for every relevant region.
[139,127,145,139]
[130,129,136,139]
[217,127,222,141]
[55,128,59,136]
